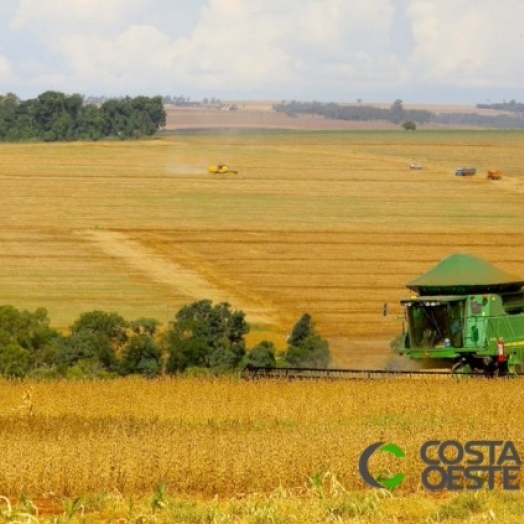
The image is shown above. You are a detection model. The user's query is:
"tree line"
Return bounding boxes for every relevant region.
[0,91,166,142]
[476,100,524,113]
[273,100,524,129]
[0,301,331,379]
[273,100,433,125]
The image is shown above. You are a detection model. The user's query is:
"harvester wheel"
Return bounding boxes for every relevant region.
[451,358,469,375]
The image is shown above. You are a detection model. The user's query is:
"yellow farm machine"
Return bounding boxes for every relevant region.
[208,164,238,174]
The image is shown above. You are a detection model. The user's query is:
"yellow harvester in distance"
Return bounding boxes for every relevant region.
[208,164,238,174]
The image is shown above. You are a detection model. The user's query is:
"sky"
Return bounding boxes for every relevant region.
[0,0,523,105]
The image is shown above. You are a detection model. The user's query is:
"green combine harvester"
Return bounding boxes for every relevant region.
[397,254,524,376]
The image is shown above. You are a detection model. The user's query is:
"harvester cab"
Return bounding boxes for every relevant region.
[397,254,524,376]
[401,297,465,351]
[208,164,238,174]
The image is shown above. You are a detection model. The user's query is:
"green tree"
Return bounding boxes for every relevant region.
[54,331,103,366]
[129,317,161,336]
[0,91,167,142]
[288,313,314,347]
[71,310,128,346]
[77,104,107,140]
[0,305,59,374]
[101,95,166,138]
[34,90,67,138]
[401,120,417,130]
[51,112,75,140]
[390,99,405,124]
[285,336,331,368]
[0,93,20,139]
[164,300,249,373]
[12,99,38,140]
[0,342,33,377]
[120,335,162,376]
[245,340,276,368]
[65,93,83,119]
[284,314,331,368]
[63,310,128,371]
[165,336,210,371]
[53,328,119,375]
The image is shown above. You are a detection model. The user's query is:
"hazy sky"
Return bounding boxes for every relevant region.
[1,0,523,104]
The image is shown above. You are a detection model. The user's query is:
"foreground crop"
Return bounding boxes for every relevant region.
[0,377,522,499]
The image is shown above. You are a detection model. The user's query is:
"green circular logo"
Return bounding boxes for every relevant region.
[359,442,406,489]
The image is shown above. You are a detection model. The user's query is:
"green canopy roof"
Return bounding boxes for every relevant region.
[407,254,524,295]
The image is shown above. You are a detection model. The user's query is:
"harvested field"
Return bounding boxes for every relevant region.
[164,102,511,132]
[164,106,400,131]
[1,131,524,367]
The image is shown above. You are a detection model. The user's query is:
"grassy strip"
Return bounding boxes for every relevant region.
[1,487,524,523]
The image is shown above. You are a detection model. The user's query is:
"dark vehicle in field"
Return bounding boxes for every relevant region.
[455,167,476,176]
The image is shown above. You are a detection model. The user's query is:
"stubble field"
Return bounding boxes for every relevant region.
[1,131,524,366]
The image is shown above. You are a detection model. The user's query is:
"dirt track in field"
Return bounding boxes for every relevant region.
[81,230,280,327]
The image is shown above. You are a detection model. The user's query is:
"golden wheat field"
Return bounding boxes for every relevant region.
[2,131,524,367]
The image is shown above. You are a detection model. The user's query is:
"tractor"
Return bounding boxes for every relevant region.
[395,254,524,376]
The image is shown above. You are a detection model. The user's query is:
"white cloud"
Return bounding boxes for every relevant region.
[0,54,14,83]
[11,0,146,34]
[408,0,524,88]
[3,0,524,102]
[163,0,401,96]
[49,26,178,94]
[13,0,400,94]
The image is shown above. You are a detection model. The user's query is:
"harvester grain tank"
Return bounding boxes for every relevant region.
[396,254,524,375]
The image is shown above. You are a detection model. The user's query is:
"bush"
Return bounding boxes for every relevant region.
[120,335,162,377]
[245,341,277,368]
